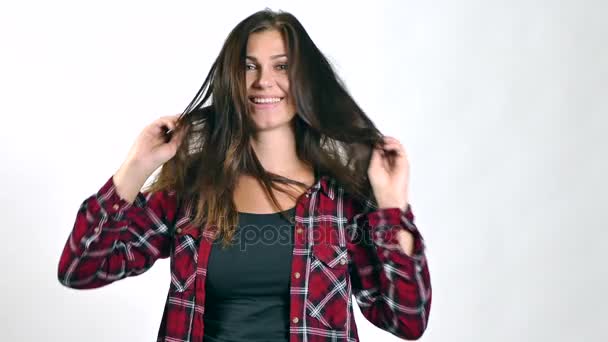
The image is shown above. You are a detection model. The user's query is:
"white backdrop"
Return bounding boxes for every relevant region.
[1,0,606,341]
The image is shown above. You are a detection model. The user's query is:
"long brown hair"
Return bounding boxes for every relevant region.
[146,9,386,245]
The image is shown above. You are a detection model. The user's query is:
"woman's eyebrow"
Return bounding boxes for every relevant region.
[246,54,288,61]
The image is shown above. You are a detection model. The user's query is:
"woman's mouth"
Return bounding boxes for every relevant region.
[249,96,285,107]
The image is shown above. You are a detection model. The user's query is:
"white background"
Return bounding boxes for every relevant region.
[1,0,606,341]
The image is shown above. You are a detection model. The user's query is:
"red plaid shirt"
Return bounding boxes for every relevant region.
[58,174,432,341]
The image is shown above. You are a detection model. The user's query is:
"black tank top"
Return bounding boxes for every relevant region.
[203,206,295,342]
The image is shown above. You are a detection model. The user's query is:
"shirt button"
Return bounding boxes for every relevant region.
[176,228,182,234]
[292,317,299,324]
[112,204,119,210]
[294,272,300,279]
[296,228,303,234]
[339,258,347,265]
[93,227,100,233]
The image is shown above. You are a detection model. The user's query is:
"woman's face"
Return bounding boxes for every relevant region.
[245,29,297,131]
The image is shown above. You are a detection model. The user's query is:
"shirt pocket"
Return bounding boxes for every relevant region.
[169,229,200,293]
[306,243,350,330]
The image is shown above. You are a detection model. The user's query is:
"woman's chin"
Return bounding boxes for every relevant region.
[250,112,297,131]
[251,118,294,132]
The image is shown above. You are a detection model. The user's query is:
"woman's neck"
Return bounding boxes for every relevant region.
[249,126,306,176]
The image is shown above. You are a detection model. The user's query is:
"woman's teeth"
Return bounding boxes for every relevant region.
[251,97,282,104]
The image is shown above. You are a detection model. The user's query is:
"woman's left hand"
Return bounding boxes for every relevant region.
[368,136,410,211]
[368,136,415,255]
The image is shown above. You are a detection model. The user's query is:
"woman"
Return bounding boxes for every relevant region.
[58,9,431,342]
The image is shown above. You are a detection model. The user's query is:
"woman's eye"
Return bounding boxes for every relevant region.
[276,64,288,71]
[246,64,256,70]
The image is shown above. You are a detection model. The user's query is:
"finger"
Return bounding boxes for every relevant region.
[383,137,406,151]
[380,143,408,169]
[381,142,406,156]
[381,140,401,148]
[381,136,403,146]
[155,115,179,125]
[153,115,181,131]
[377,136,401,150]
[382,136,401,144]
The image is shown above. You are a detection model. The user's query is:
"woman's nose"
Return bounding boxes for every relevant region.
[255,69,274,88]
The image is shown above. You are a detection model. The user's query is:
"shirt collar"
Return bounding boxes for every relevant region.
[309,172,335,200]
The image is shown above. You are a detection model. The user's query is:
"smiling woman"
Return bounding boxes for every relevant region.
[57,8,431,342]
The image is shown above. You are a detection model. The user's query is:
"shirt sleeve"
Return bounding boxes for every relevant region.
[347,198,432,340]
[57,175,174,289]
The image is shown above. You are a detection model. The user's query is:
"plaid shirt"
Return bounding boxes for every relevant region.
[58,174,432,341]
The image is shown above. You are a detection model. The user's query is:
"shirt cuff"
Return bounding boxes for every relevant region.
[365,206,426,267]
[96,175,148,217]
[77,176,148,252]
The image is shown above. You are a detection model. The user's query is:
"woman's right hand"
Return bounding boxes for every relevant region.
[113,115,187,203]
[125,115,186,172]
